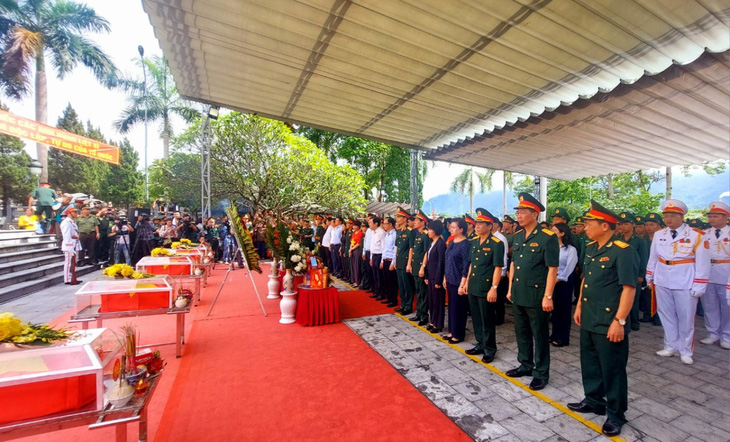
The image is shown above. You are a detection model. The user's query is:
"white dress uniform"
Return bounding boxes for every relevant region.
[646,200,710,360]
[701,201,730,348]
[61,209,82,283]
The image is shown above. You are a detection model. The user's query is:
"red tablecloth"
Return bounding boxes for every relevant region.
[295,285,340,326]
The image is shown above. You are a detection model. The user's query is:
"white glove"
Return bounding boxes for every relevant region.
[726,298,730,307]
[690,291,703,298]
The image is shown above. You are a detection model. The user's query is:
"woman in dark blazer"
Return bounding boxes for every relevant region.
[443,218,471,343]
[425,220,447,333]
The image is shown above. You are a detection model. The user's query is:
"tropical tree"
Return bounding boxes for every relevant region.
[211,113,366,214]
[0,0,116,182]
[450,167,495,215]
[97,139,144,208]
[148,152,201,212]
[114,55,199,159]
[0,129,33,228]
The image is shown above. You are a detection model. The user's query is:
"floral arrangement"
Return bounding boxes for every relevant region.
[170,239,198,249]
[103,264,154,279]
[0,313,73,344]
[151,247,174,257]
[226,206,262,273]
[265,221,307,274]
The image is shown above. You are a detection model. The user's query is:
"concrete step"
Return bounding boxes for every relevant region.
[0,254,65,276]
[0,261,76,289]
[0,239,57,255]
[0,232,55,246]
[0,248,62,264]
[0,265,99,304]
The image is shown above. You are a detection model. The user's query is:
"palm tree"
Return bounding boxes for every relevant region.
[114,55,199,159]
[0,0,116,182]
[450,167,495,215]
[503,170,515,217]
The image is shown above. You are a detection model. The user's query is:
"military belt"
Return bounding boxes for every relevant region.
[711,259,730,264]
[659,258,695,265]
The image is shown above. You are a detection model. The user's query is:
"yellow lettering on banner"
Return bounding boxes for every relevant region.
[0,109,120,164]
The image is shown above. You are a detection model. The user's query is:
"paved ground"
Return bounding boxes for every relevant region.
[4,275,729,441]
[346,306,730,442]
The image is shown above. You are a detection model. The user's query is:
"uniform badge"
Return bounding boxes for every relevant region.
[530,242,539,247]
[600,257,610,262]
[482,247,490,251]
[705,240,710,249]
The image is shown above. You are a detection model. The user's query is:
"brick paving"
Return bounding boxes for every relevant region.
[346,305,730,442]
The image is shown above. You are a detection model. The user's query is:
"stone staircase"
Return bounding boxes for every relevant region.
[0,230,98,303]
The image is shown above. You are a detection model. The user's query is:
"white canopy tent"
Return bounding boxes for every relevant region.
[142,0,730,179]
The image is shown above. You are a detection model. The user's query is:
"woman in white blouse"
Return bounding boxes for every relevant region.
[550,223,578,347]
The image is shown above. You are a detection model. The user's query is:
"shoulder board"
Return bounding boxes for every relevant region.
[692,227,704,234]
[514,228,524,234]
[490,236,501,243]
[613,240,629,248]
[587,240,597,246]
[542,228,555,236]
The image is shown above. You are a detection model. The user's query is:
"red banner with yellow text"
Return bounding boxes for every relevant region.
[0,110,120,164]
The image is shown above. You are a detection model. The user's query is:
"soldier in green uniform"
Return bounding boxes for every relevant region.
[394,207,414,314]
[300,219,315,251]
[568,200,638,437]
[463,208,504,363]
[506,193,559,391]
[464,214,478,240]
[573,216,588,303]
[633,215,647,240]
[615,212,647,331]
[643,213,664,326]
[406,214,418,294]
[342,218,353,283]
[407,210,431,326]
[552,207,570,225]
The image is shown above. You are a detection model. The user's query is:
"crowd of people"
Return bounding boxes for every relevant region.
[275,193,729,437]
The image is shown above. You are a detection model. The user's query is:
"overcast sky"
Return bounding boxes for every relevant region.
[4,0,485,202]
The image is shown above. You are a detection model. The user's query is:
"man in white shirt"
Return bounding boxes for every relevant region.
[362,215,375,292]
[369,216,386,300]
[322,217,333,270]
[382,217,398,307]
[330,217,344,277]
[492,220,510,325]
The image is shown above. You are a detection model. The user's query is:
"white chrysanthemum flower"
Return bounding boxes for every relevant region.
[286,236,292,244]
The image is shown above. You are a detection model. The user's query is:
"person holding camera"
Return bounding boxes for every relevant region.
[176,214,199,242]
[109,217,134,265]
[135,214,156,258]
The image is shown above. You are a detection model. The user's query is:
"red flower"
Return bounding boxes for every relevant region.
[274,240,280,245]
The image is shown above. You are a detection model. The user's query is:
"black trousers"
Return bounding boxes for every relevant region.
[360,251,371,290]
[495,274,509,324]
[371,253,383,298]
[382,259,398,304]
[320,246,330,270]
[550,275,575,345]
[78,232,96,264]
[447,283,469,340]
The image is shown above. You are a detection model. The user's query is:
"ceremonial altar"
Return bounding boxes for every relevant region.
[295,285,340,326]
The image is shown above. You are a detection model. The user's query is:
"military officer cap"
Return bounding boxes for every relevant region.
[475,207,495,224]
[617,212,634,224]
[574,216,585,225]
[645,212,663,226]
[583,200,619,225]
[661,199,688,216]
[552,207,570,222]
[688,218,702,229]
[503,215,515,224]
[63,205,78,215]
[708,201,730,216]
[395,206,410,218]
[514,192,544,212]
[415,209,430,225]
[634,215,645,225]
[464,213,476,226]
[346,217,355,224]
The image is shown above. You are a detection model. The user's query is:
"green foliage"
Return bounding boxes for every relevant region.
[148,152,201,212]
[97,139,144,208]
[112,55,199,158]
[299,126,422,204]
[681,161,727,177]
[211,114,366,214]
[0,131,33,207]
[49,104,109,195]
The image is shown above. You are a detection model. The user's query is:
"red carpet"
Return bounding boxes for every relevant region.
[10,264,469,441]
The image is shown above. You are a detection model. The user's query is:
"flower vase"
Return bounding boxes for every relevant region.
[279,268,297,324]
[267,258,281,299]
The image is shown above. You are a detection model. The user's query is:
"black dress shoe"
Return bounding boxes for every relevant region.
[441,334,452,341]
[417,320,429,326]
[386,302,397,307]
[602,419,623,436]
[505,367,531,378]
[482,353,495,363]
[529,378,547,391]
[400,310,413,316]
[380,299,390,304]
[465,347,484,355]
[369,294,378,298]
[407,316,419,322]
[430,327,442,333]
[567,400,606,415]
